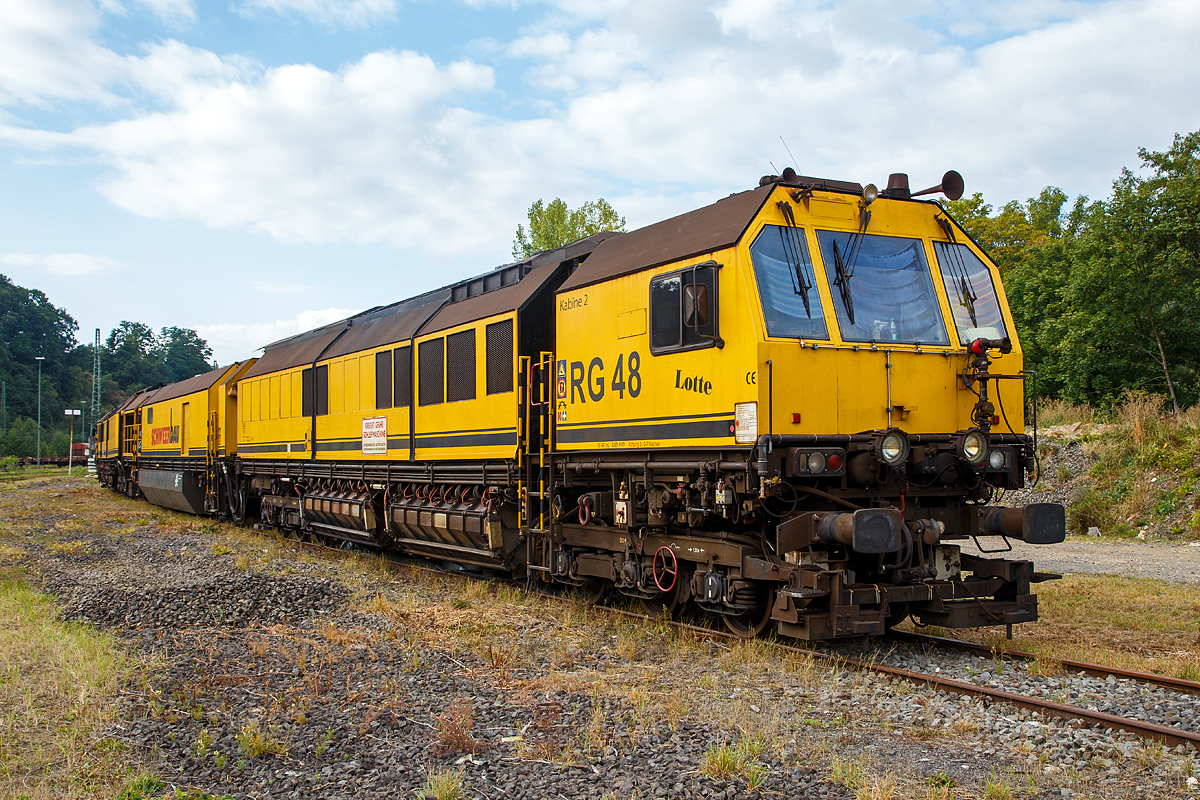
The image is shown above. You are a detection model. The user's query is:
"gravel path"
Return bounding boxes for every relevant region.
[6,477,1200,799]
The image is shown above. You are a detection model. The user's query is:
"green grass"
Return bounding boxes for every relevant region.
[1060,392,1200,538]
[0,577,143,798]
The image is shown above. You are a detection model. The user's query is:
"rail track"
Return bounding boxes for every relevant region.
[266,525,1200,749]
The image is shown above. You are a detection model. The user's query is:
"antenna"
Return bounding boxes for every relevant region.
[780,136,799,173]
[768,161,778,174]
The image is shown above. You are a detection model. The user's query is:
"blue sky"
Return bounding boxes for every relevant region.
[2,0,1198,365]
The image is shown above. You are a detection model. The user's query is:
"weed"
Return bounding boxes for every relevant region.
[235,719,288,757]
[418,767,465,800]
[213,750,228,769]
[1037,399,1096,427]
[314,728,334,757]
[433,699,481,754]
[701,735,769,786]
[117,776,165,800]
[1029,655,1064,677]
[927,771,955,788]
[1134,740,1164,769]
[982,773,1015,800]
[856,771,898,800]
[830,755,865,790]
[193,727,214,758]
[0,577,140,796]
[702,743,742,778]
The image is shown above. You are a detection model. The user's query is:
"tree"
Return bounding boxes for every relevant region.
[157,327,214,383]
[962,133,1200,411]
[512,198,626,259]
[947,188,1067,275]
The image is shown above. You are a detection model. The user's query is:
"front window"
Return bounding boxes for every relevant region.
[749,225,828,339]
[933,242,1009,343]
[815,231,949,345]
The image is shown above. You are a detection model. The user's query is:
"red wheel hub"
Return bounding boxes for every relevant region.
[651,545,678,592]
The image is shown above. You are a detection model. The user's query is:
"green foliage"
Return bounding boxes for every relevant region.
[0,273,216,454]
[955,129,1200,410]
[512,197,626,259]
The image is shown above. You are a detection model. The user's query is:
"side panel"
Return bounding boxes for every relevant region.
[554,250,754,451]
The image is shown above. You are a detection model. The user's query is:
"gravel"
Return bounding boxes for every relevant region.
[8,476,1200,799]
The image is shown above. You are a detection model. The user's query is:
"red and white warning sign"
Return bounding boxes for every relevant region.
[361,416,388,455]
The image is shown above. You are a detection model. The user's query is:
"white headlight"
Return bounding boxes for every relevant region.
[960,429,987,465]
[879,430,909,465]
[807,452,826,473]
[988,449,1007,470]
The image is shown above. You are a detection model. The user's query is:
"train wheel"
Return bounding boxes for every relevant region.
[639,572,686,620]
[575,578,611,605]
[884,602,910,630]
[721,584,773,638]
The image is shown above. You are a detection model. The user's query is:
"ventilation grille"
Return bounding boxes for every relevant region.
[446,329,476,403]
[393,346,411,408]
[418,339,443,406]
[486,319,514,395]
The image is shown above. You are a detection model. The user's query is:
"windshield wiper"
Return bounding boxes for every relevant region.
[937,216,978,326]
[831,239,855,324]
[831,206,871,325]
[776,201,815,317]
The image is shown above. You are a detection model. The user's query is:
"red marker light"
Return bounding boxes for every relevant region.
[828,453,843,471]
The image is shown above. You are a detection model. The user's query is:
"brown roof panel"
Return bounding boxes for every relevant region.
[144,363,243,405]
[557,186,773,292]
[242,234,615,378]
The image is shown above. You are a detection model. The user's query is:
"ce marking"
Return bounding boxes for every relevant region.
[745,371,757,385]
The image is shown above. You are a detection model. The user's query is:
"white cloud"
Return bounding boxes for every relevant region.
[131,0,196,25]
[0,0,125,106]
[0,252,122,276]
[5,0,1200,273]
[237,0,397,28]
[196,307,360,364]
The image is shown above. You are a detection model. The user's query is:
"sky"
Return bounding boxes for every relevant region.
[1,0,1198,366]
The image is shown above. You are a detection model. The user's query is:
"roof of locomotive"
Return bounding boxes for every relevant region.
[241,232,614,379]
[141,363,242,406]
[557,176,864,293]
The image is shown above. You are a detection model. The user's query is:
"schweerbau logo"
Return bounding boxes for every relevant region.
[151,426,180,445]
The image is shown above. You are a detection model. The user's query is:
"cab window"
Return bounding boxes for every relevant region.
[815,231,949,345]
[749,224,828,340]
[650,262,719,354]
[933,242,1009,343]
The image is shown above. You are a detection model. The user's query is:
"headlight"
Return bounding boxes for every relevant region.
[877,429,909,466]
[957,429,988,466]
[807,452,827,474]
[988,449,1007,470]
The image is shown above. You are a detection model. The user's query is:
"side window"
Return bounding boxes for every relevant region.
[933,242,1010,343]
[446,329,476,403]
[649,262,719,354]
[485,319,514,395]
[301,365,329,416]
[418,338,444,406]
[393,346,412,408]
[147,408,153,424]
[375,351,392,409]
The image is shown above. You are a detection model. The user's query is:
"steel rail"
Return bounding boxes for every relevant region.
[888,630,1200,696]
[588,606,1200,749]
[207,522,1200,749]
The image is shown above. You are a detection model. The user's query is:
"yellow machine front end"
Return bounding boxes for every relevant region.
[555,183,1024,449]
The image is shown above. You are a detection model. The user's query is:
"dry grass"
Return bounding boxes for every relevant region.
[0,578,142,798]
[1060,391,1200,539]
[1037,398,1097,427]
